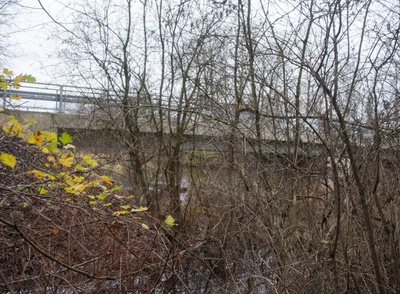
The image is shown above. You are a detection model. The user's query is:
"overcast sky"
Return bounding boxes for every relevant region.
[5,0,63,83]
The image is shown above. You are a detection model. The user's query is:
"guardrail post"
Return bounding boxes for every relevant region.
[2,83,10,109]
[2,88,5,109]
[58,85,64,112]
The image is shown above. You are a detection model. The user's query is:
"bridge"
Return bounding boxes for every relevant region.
[1,82,101,113]
[1,82,324,157]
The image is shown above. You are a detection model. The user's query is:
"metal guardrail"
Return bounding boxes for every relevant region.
[1,82,103,113]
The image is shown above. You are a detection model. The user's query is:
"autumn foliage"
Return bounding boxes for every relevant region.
[0,115,267,293]
[0,110,192,292]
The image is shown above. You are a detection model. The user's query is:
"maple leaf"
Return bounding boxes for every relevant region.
[3,118,23,135]
[59,132,73,145]
[27,130,44,146]
[24,74,36,83]
[14,75,25,83]
[3,68,13,76]
[59,153,74,167]
[0,152,16,168]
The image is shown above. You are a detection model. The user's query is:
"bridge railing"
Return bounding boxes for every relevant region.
[1,82,103,113]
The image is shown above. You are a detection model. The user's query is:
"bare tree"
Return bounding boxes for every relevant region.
[35,0,400,292]
[0,0,20,64]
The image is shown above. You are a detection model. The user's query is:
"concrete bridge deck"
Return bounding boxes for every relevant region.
[1,82,324,156]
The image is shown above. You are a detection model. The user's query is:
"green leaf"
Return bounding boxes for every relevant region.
[59,132,73,145]
[96,194,107,201]
[24,75,36,83]
[110,185,121,192]
[46,144,58,153]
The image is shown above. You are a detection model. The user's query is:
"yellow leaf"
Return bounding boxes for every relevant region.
[75,163,86,171]
[103,203,112,207]
[83,155,98,166]
[0,153,17,168]
[43,131,58,144]
[47,155,56,162]
[96,194,106,201]
[89,201,97,205]
[0,81,7,91]
[10,95,22,100]
[28,169,47,179]
[38,187,48,195]
[23,118,37,125]
[3,68,13,76]
[101,175,114,184]
[66,198,74,203]
[41,147,50,154]
[120,204,131,210]
[3,120,22,135]
[27,130,44,146]
[165,215,177,227]
[64,182,88,194]
[113,211,130,216]
[72,175,85,183]
[14,75,25,83]
[131,206,149,212]
[59,153,74,167]
[23,202,29,208]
